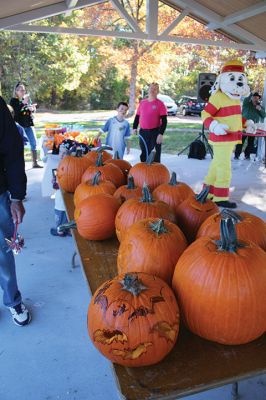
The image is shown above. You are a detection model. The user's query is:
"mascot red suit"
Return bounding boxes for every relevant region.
[201,60,250,208]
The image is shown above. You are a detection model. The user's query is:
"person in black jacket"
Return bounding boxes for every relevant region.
[10,82,42,168]
[0,96,31,326]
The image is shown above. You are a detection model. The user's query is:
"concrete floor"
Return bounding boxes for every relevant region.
[0,149,265,400]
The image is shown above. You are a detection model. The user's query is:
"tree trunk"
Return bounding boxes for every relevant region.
[128,41,139,117]
[51,88,57,106]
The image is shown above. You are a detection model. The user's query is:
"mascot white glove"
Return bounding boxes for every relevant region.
[245,119,256,134]
[209,120,229,136]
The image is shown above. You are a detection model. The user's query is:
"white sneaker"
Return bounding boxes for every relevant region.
[9,303,31,326]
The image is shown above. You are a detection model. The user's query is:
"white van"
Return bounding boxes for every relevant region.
[157,94,178,116]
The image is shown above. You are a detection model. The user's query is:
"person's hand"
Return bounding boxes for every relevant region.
[10,201,25,224]
[209,120,228,136]
[156,134,163,144]
[255,104,262,111]
[132,129,138,135]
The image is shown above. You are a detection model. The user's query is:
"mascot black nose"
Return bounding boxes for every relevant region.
[237,82,243,87]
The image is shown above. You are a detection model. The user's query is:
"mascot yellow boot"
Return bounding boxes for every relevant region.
[201,60,250,208]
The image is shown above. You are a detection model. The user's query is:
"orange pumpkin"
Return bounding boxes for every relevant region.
[175,186,219,243]
[74,171,116,207]
[82,153,125,187]
[74,193,120,240]
[85,145,113,163]
[129,152,170,191]
[115,184,176,242]
[117,218,187,284]
[88,272,180,367]
[57,150,93,193]
[172,218,266,345]
[196,209,266,251]
[113,175,142,204]
[153,172,194,215]
[105,151,132,179]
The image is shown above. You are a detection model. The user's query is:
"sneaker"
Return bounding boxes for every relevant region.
[9,303,31,326]
[50,227,66,237]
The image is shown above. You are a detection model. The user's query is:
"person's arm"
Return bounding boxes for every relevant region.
[124,123,131,154]
[159,115,167,135]
[0,97,27,223]
[132,114,140,132]
[10,97,22,123]
[256,105,265,119]
[98,119,110,137]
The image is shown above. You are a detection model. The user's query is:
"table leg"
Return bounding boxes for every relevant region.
[71,251,78,269]
[231,382,239,399]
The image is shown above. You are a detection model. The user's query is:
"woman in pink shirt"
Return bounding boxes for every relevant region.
[133,83,168,162]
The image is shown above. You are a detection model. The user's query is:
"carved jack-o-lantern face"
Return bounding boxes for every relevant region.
[88,273,180,367]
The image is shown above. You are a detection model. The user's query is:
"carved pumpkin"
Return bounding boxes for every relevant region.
[175,186,219,243]
[196,209,266,251]
[57,150,93,193]
[129,152,170,191]
[88,272,180,367]
[113,175,142,204]
[115,184,176,242]
[82,153,125,187]
[74,171,116,207]
[74,193,120,240]
[153,172,194,215]
[117,218,187,284]
[85,145,113,163]
[172,218,266,345]
[105,151,132,179]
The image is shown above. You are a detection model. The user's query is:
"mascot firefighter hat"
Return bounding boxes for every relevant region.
[201,59,250,209]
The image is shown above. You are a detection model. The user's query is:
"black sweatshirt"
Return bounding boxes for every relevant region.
[0,97,27,200]
[10,97,34,128]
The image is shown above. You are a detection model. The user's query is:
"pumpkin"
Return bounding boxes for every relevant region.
[105,151,132,179]
[82,153,125,187]
[74,193,120,240]
[74,171,116,207]
[85,145,113,163]
[57,149,93,193]
[196,209,266,251]
[88,272,180,367]
[175,186,219,243]
[172,218,266,345]
[117,218,187,284]
[115,184,176,242]
[129,152,170,191]
[113,175,142,204]
[153,172,194,215]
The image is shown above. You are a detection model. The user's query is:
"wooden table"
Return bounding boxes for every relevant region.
[63,192,266,400]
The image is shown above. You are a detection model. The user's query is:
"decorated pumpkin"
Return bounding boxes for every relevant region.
[196,209,266,251]
[129,152,170,191]
[172,218,266,345]
[82,153,125,187]
[88,272,180,367]
[115,184,176,242]
[113,175,142,204]
[117,218,187,284]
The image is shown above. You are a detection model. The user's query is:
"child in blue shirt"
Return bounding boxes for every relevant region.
[99,102,131,159]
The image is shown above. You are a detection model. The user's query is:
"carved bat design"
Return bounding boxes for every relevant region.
[111,342,152,360]
[93,329,128,345]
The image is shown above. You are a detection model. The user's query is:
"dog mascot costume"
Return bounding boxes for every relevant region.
[201,60,250,208]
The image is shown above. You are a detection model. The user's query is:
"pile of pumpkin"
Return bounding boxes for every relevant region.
[57,148,266,368]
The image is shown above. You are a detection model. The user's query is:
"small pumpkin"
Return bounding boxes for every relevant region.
[88,272,180,367]
[175,186,219,243]
[153,172,194,215]
[196,209,266,251]
[74,171,116,207]
[74,193,120,240]
[115,184,176,242]
[105,151,132,179]
[113,175,142,204]
[85,145,113,163]
[82,153,125,187]
[57,149,93,193]
[129,152,170,191]
[117,218,187,284]
[172,218,266,345]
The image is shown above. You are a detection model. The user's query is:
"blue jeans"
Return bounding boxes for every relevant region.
[24,126,37,151]
[0,192,22,307]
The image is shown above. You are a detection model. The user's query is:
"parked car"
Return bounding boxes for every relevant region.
[157,94,178,116]
[176,96,205,116]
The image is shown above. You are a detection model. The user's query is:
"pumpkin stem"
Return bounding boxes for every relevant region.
[141,183,154,203]
[169,172,178,186]
[121,273,147,296]
[114,151,120,160]
[149,219,168,235]
[92,171,101,186]
[221,209,243,223]
[216,218,245,253]
[96,145,112,153]
[57,220,77,232]
[146,151,156,165]
[127,175,136,189]
[195,186,210,204]
[96,152,104,167]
